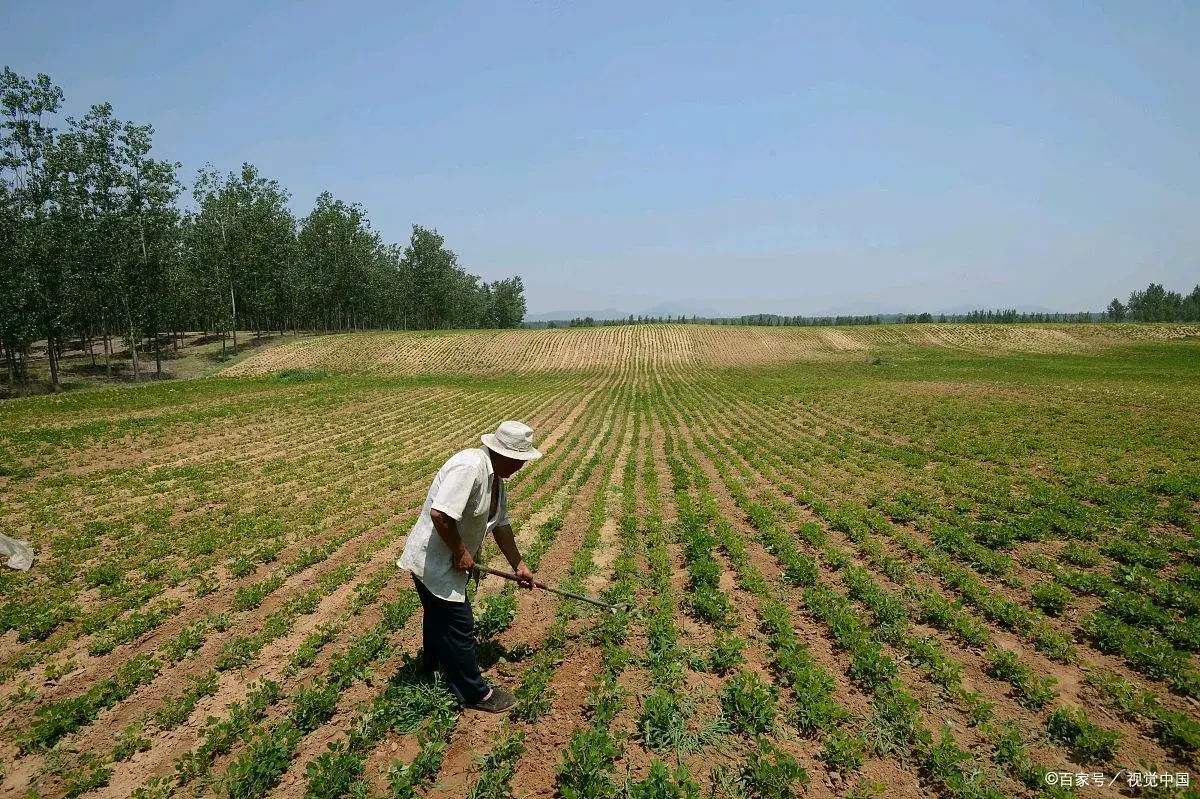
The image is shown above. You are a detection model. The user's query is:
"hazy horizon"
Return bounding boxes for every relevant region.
[8,1,1199,317]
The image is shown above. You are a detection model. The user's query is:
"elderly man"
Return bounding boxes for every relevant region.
[397,420,542,712]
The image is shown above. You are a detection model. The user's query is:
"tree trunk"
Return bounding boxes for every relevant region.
[155,328,161,375]
[48,336,61,392]
[230,280,238,350]
[4,340,16,388]
[88,334,96,367]
[128,312,141,381]
[101,313,112,378]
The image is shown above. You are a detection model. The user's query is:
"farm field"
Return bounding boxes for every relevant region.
[1,324,1199,799]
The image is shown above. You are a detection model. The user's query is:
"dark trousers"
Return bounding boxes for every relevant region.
[412,575,488,705]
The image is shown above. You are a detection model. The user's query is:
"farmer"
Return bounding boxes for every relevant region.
[397,420,542,713]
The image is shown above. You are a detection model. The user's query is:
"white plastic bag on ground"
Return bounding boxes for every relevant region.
[0,533,34,571]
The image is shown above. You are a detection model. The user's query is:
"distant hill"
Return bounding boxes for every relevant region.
[524,309,630,322]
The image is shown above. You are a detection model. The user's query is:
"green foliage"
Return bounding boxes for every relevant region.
[476,589,517,640]
[43,655,77,682]
[61,751,113,798]
[512,655,556,722]
[866,682,931,759]
[738,740,810,799]
[849,643,899,692]
[19,654,159,752]
[290,681,341,734]
[922,728,1005,799]
[984,648,1059,709]
[173,679,281,785]
[720,670,777,736]
[161,619,209,662]
[304,740,365,799]
[1046,707,1123,764]
[1032,582,1071,616]
[1061,542,1101,567]
[708,634,746,676]
[114,722,152,761]
[155,670,219,730]
[638,690,700,754]
[466,732,525,799]
[131,776,172,799]
[232,573,284,611]
[1084,669,1159,719]
[820,729,866,772]
[1082,611,1200,696]
[287,623,341,675]
[625,760,701,799]
[1153,710,1200,755]
[348,669,456,749]
[554,727,620,799]
[225,722,302,799]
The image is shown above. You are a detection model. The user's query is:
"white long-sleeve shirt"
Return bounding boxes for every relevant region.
[397,447,509,602]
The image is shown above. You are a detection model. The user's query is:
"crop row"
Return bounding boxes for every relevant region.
[670,378,1099,797]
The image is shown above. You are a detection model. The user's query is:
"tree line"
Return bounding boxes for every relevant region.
[528,313,887,328]
[1,67,526,390]
[1107,283,1200,323]
[533,281,1200,329]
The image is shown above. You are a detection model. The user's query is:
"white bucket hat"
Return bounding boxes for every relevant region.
[481,420,543,461]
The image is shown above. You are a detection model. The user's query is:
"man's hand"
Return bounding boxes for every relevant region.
[451,546,476,574]
[514,561,536,590]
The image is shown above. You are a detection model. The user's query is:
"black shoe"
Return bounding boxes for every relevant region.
[468,686,516,713]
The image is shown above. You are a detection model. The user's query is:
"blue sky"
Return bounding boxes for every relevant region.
[9,1,1200,316]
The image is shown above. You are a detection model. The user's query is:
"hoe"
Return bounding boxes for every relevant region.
[473,565,629,614]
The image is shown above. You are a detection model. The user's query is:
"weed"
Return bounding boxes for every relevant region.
[1017,675,1060,711]
[287,623,341,675]
[20,654,160,753]
[849,643,899,692]
[1084,669,1158,719]
[639,690,699,754]
[155,670,219,730]
[162,619,208,662]
[232,573,284,611]
[738,740,809,799]
[193,571,219,597]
